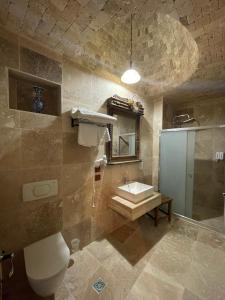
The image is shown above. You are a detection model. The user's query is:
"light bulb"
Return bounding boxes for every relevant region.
[121,69,141,84]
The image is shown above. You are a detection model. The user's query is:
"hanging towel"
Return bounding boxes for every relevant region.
[78,123,98,147]
[105,128,111,142]
[97,127,111,144]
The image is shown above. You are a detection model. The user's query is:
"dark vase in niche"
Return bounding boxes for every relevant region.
[33,86,44,113]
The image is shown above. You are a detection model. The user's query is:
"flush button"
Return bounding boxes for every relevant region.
[23,180,58,202]
[33,184,51,197]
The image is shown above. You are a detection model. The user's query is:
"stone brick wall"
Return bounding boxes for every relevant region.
[0,0,202,99]
[163,96,225,128]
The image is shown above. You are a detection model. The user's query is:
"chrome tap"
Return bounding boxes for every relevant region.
[123,176,129,184]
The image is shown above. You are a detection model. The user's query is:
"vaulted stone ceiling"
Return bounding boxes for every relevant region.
[0,0,224,100]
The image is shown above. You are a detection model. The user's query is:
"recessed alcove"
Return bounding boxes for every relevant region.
[8,69,61,116]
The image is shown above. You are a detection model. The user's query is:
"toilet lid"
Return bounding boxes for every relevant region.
[24,232,70,280]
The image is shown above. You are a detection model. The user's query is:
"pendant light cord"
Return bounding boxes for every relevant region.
[130,13,133,68]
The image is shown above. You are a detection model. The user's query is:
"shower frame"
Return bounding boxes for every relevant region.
[159,124,225,234]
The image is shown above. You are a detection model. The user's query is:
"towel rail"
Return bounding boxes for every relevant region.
[71,118,108,128]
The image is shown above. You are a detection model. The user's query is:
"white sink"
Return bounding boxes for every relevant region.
[116,182,154,203]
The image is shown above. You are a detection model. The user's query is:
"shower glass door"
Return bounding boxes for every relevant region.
[192,127,225,233]
[160,127,225,234]
[160,130,195,216]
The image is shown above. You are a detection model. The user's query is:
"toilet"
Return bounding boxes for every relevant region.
[24,232,70,297]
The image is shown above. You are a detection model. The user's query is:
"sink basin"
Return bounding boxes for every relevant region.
[116,182,154,203]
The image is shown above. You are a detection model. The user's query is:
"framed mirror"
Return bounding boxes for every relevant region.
[106,96,144,164]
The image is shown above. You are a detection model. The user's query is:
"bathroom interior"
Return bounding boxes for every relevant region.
[0,0,225,299]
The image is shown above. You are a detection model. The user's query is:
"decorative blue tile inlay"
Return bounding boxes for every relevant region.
[92,278,106,294]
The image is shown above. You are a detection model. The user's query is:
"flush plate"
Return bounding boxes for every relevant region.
[23,179,58,202]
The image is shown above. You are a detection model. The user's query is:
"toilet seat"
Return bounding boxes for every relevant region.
[24,232,70,281]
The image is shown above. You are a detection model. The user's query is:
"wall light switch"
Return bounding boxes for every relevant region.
[219,152,224,160]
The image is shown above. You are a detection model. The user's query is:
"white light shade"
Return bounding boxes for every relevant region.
[121,69,141,84]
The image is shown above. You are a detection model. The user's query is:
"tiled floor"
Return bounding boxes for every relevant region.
[55,216,225,300]
[200,216,225,235]
[192,205,225,234]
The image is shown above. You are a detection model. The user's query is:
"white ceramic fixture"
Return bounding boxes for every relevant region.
[116,182,154,203]
[23,179,58,202]
[24,232,70,297]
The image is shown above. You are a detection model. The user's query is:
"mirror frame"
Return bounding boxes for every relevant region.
[106,97,143,164]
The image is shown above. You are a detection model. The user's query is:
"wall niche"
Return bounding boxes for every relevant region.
[8,69,61,116]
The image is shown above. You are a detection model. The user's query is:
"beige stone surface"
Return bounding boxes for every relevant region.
[0,65,20,128]
[164,97,225,128]
[19,111,62,132]
[0,29,153,253]
[21,129,63,168]
[0,0,203,98]
[110,193,161,221]
[0,35,19,68]
[20,47,62,83]
[152,99,163,191]
[0,127,22,170]
[5,216,225,299]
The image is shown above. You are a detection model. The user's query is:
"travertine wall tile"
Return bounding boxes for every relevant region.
[164,97,225,128]
[21,129,63,168]
[22,199,63,247]
[20,111,62,132]
[62,163,93,197]
[0,36,19,68]
[63,131,97,164]
[20,47,62,83]
[0,28,154,253]
[0,169,22,211]
[0,127,22,170]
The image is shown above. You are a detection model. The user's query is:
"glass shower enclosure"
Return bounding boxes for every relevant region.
[160,126,225,234]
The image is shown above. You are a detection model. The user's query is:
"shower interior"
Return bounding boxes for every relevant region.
[173,113,200,127]
[160,126,225,234]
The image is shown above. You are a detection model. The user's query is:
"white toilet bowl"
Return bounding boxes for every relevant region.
[24,232,70,297]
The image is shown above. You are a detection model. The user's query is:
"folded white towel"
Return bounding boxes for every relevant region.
[71,107,117,125]
[78,123,98,147]
[97,127,111,144]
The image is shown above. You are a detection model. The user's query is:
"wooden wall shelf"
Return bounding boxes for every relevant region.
[8,69,61,116]
[110,192,162,221]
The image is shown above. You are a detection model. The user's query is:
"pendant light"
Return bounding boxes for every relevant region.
[121,13,141,84]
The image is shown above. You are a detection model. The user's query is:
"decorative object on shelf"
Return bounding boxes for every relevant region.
[33,86,44,113]
[8,69,61,116]
[121,13,141,84]
[111,94,144,115]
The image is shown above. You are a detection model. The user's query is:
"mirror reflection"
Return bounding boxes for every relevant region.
[112,114,136,157]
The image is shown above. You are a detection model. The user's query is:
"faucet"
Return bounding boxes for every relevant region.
[123,176,129,184]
